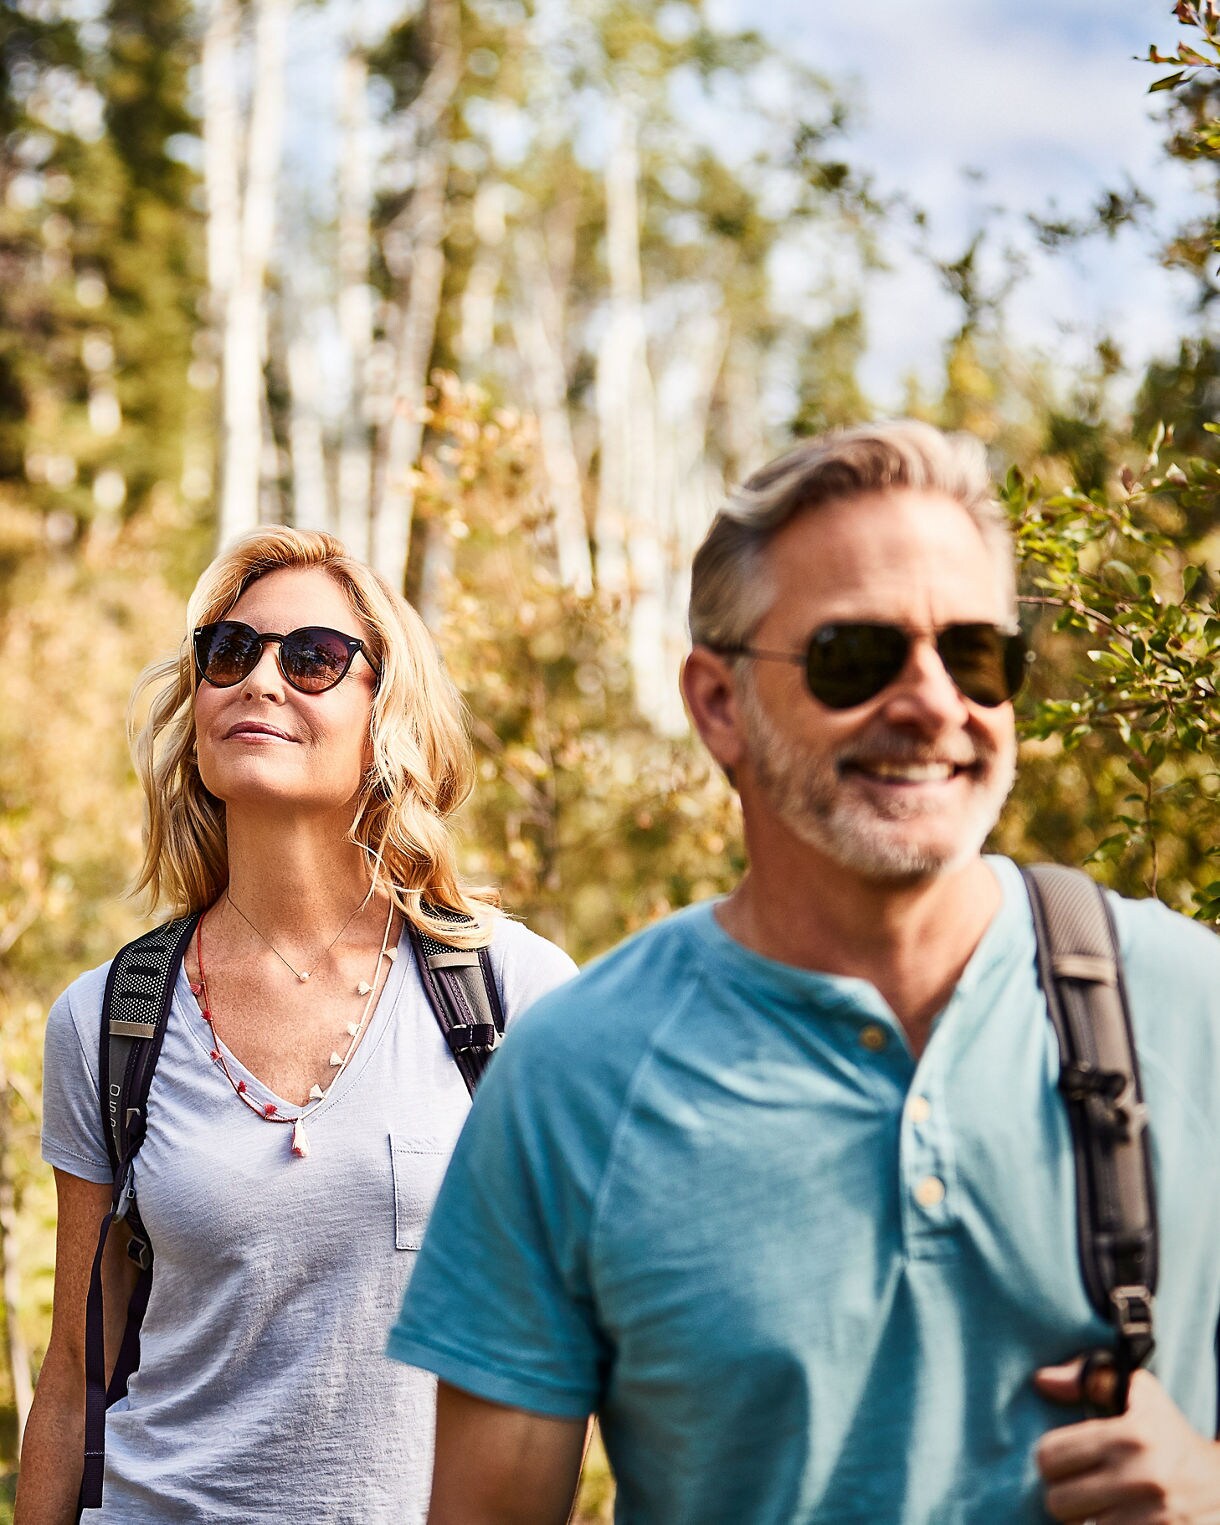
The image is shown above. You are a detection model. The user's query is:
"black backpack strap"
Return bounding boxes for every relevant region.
[80,913,197,1514]
[1022,864,1157,1415]
[406,911,505,1099]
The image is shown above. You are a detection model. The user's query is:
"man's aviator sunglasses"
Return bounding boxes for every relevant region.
[711,621,1030,710]
[193,621,380,695]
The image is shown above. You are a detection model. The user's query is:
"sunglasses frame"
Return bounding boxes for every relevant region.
[193,621,380,695]
[711,620,1030,710]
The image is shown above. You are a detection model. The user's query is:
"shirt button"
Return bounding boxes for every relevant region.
[915,1175,946,1208]
[859,1023,887,1052]
[908,1095,931,1124]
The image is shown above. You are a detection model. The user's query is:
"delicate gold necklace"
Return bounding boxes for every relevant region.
[225,888,369,983]
[193,898,398,1159]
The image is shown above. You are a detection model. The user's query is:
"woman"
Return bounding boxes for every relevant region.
[17,527,575,1522]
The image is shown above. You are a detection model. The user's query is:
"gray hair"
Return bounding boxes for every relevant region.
[688,420,1017,650]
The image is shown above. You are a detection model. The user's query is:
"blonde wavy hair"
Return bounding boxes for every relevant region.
[130,526,497,948]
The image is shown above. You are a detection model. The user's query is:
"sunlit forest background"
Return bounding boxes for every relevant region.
[0,0,1217,1512]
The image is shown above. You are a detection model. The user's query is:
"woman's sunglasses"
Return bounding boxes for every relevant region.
[193,621,380,695]
[713,621,1030,710]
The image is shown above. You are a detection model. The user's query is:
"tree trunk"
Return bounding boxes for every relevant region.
[512,230,593,595]
[457,180,506,371]
[652,306,729,735]
[216,0,292,547]
[286,323,329,530]
[336,38,374,555]
[201,0,241,314]
[595,102,667,725]
[370,0,459,593]
[200,0,241,532]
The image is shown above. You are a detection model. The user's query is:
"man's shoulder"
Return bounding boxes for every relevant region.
[993,857,1217,980]
[1105,885,1219,977]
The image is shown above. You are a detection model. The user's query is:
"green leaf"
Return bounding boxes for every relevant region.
[1149,70,1188,92]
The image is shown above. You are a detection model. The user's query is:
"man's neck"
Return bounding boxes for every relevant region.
[715,850,1003,1057]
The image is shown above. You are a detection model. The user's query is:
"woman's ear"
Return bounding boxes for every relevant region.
[682,646,747,779]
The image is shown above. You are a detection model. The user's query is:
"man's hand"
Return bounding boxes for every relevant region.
[1035,1357,1220,1523]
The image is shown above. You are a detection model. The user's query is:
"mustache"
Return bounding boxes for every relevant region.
[835,733,989,770]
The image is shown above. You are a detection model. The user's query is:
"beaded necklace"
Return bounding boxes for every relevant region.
[192,897,398,1159]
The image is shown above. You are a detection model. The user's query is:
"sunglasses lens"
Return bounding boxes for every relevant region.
[279,628,356,693]
[937,625,1026,707]
[195,622,261,687]
[805,624,910,709]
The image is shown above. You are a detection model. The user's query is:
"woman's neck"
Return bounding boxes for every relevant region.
[221,811,376,933]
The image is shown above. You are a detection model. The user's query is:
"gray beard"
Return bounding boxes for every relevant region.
[738,680,1016,884]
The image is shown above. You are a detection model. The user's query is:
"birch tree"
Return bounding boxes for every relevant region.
[369,0,460,592]
[335,30,374,552]
[205,0,292,547]
[511,223,594,595]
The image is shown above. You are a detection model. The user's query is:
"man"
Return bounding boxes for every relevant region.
[388,422,1220,1522]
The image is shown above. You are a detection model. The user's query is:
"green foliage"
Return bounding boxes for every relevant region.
[0,498,191,1456]
[0,0,203,540]
[420,375,745,959]
[999,444,1218,918]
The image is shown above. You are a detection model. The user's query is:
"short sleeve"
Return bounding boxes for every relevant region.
[42,974,113,1184]
[386,1011,609,1418]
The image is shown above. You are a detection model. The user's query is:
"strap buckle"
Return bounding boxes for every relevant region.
[445,1023,497,1056]
[1110,1283,1154,1346]
[113,1159,137,1223]
[1059,1062,1148,1146]
[126,1233,152,1271]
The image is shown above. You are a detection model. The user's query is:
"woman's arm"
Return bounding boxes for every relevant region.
[15,1170,139,1525]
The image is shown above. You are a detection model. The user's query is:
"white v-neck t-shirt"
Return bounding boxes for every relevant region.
[42,916,576,1522]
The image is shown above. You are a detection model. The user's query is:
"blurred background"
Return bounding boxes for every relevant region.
[0,0,1217,1512]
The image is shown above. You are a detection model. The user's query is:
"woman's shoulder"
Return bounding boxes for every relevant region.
[48,959,112,1046]
[487,915,578,1021]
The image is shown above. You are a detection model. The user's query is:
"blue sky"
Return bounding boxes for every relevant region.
[282,1,1210,411]
[728,0,1207,404]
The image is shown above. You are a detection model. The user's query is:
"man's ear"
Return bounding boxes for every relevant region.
[682,646,746,776]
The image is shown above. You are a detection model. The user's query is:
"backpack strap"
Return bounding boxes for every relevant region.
[405,910,505,1098]
[1022,864,1157,1415]
[80,913,197,1514]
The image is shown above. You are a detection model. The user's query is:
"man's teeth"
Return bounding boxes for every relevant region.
[860,761,958,782]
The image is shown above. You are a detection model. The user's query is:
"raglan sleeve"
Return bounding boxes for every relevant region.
[41,972,114,1185]
[386,988,610,1419]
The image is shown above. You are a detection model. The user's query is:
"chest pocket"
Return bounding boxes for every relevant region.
[389,1134,452,1251]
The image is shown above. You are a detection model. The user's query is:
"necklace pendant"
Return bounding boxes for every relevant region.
[356,980,372,996]
[329,1050,343,1067]
[308,1083,324,1101]
[290,1118,310,1158]
[297,970,310,983]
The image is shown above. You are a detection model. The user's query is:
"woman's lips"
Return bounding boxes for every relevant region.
[224,721,296,741]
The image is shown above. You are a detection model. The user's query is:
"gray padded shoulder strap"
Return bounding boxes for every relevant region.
[407,910,504,1098]
[1021,864,1156,1380]
[99,914,199,1172]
